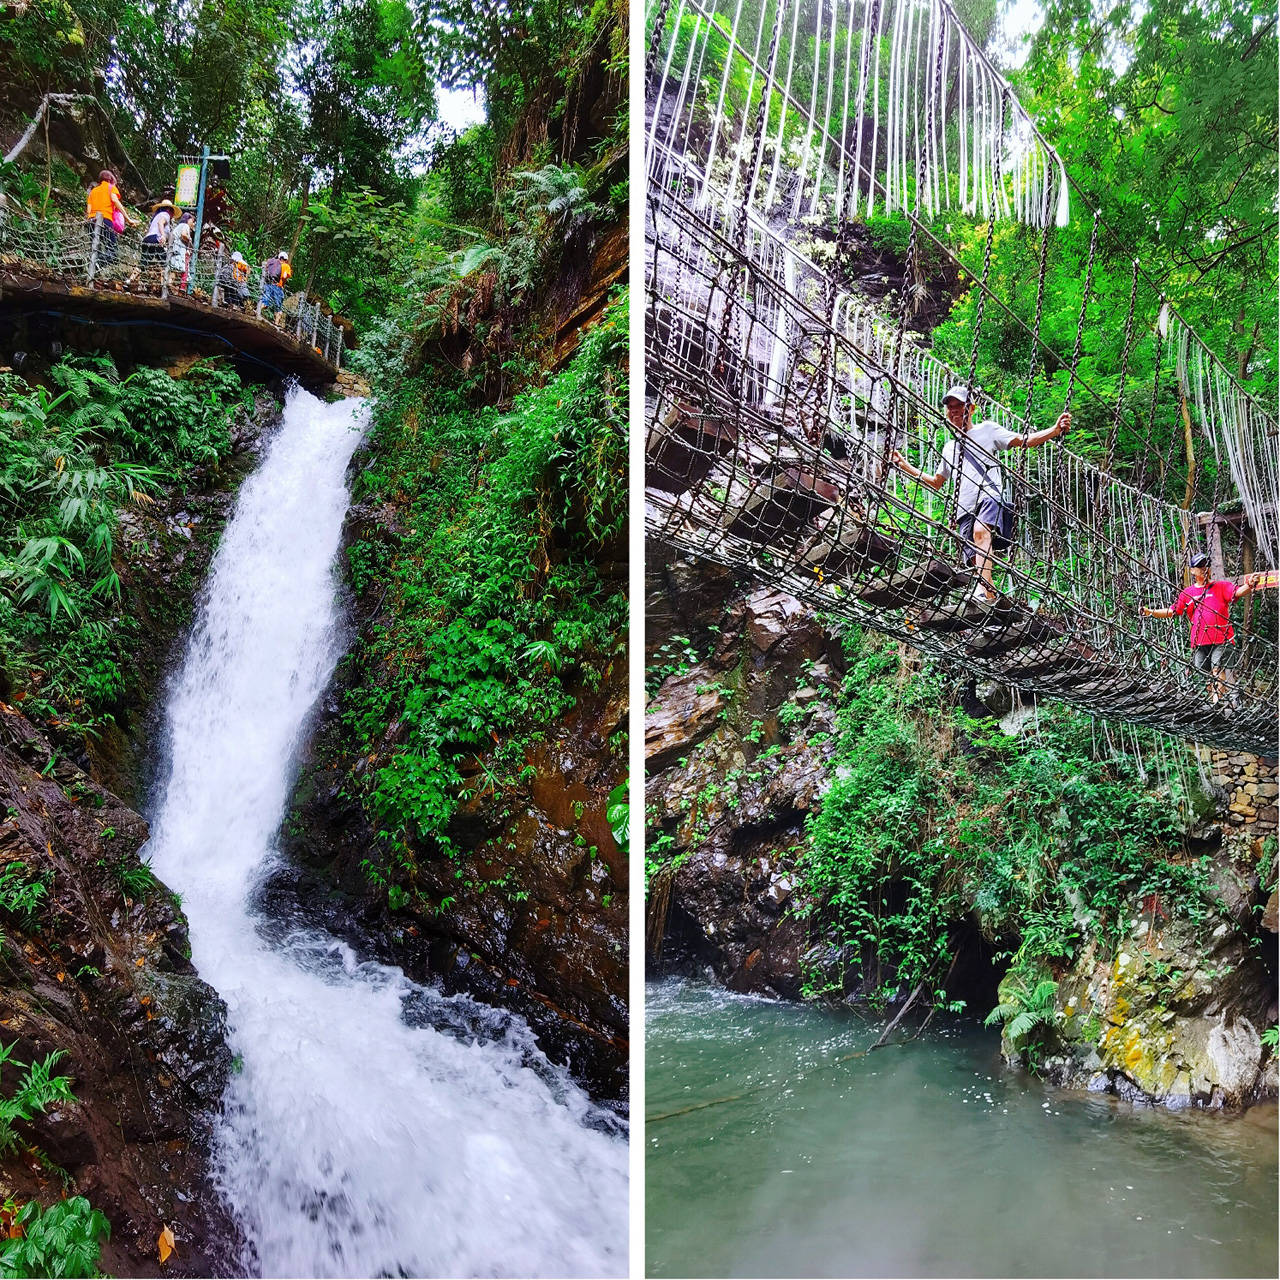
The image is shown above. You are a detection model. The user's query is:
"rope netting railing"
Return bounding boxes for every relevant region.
[645,0,1279,569]
[644,154,1277,756]
[0,208,347,371]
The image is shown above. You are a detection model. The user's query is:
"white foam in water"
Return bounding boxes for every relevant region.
[144,388,628,1278]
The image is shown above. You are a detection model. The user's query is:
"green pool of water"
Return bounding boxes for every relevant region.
[646,979,1278,1278]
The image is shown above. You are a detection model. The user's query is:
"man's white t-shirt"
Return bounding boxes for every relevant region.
[939,419,1018,515]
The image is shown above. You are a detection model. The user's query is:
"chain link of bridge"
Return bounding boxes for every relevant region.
[0,208,346,377]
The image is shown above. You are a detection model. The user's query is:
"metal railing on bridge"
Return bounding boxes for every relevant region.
[0,208,346,370]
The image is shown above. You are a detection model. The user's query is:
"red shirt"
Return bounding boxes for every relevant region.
[1173,579,1237,646]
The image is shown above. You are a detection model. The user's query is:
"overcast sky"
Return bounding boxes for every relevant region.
[437,85,486,132]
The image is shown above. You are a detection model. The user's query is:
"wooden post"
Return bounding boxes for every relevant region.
[255,263,266,320]
[87,213,101,283]
[295,296,306,340]
[1207,514,1225,581]
[310,301,320,351]
[335,328,343,370]
[323,318,333,364]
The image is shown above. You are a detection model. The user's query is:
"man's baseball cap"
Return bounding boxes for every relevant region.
[1188,552,1210,569]
[942,384,974,405]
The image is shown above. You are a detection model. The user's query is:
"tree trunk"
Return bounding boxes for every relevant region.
[289,181,310,260]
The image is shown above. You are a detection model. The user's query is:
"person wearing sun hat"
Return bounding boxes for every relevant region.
[1142,552,1263,702]
[891,384,1070,605]
[141,198,177,275]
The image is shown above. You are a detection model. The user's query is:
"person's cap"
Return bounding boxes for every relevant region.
[279,251,289,261]
[942,384,974,406]
[1188,552,1210,569]
[153,199,177,213]
[231,251,246,264]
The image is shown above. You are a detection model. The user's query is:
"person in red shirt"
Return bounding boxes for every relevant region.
[1141,552,1262,702]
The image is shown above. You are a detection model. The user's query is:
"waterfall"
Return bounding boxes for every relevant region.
[144,387,628,1279]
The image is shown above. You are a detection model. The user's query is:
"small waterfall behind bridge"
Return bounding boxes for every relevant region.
[144,388,627,1278]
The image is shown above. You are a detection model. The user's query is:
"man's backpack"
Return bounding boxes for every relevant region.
[264,257,283,284]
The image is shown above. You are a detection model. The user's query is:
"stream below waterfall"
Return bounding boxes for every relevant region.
[143,388,628,1278]
[646,979,1277,1278]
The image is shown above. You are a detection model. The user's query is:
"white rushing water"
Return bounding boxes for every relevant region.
[144,388,628,1278]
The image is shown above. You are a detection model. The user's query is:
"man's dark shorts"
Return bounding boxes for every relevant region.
[957,497,1013,564]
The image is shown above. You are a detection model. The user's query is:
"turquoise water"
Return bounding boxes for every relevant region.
[646,979,1278,1278]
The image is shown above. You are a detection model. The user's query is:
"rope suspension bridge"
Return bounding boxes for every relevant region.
[644,0,1278,758]
[0,207,348,385]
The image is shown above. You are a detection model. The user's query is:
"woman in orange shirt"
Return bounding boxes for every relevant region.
[84,170,137,265]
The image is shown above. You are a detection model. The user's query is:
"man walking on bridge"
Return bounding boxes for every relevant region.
[890,385,1069,605]
[1141,554,1263,703]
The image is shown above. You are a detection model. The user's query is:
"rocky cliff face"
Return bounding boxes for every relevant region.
[0,706,232,1277]
[646,559,840,998]
[1035,911,1277,1109]
[645,554,1279,1109]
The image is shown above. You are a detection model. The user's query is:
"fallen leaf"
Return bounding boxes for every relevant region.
[158,1225,175,1264]
[135,958,144,968]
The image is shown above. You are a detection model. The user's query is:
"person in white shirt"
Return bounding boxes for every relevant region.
[891,384,1070,604]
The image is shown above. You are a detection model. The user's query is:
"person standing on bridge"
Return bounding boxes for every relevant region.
[890,385,1069,605]
[168,211,194,290]
[85,170,137,266]
[260,251,291,324]
[1141,555,1263,703]
[141,199,176,281]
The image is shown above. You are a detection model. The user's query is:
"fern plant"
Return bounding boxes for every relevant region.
[0,1042,76,1155]
[985,973,1061,1051]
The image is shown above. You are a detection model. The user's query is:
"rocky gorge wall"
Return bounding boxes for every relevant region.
[645,552,1278,1110]
[275,238,631,1102]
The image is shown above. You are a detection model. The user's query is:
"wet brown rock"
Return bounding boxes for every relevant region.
[277,649,629,1100]
[0,705,232,1277]
[744,588,809,654]
[646,670,730,772]
[646,560,839,997]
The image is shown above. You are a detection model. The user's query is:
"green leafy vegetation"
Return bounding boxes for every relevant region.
[0,862,50,932]
[796,630,1217,1007]
[0,354,255,735]
[344,292,627,901]
[0,1195,110,1279]
[984,973,1060,1065]
[0,1043,75,1157]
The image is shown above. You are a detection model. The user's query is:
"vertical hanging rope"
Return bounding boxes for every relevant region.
[962,88,1006,401]
[1062,210,1100,417]
[1011,218,1054,596]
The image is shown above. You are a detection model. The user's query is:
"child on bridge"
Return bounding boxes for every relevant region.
[1141,554,1264,703]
